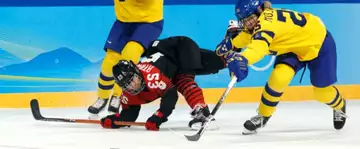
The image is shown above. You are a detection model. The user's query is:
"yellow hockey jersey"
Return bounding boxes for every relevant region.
[114,0,163,23]
[232,8,327,65]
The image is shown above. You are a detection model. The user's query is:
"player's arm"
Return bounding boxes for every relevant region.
[226,9,279,82]
[226,29,274,83]
[145,76,178,131]
[143,54,179,131]
[240,30,273,65]
[118,104,141,122]
[157,86,178,118]
[237,9,278,65]
[100,95,142,129]
[215,29,251,56]
[232,31,252,49]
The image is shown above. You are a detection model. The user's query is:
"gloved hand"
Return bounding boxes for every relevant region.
[101,113,124,129]
[216,20,243,57]
[226,20,243,38]
[215,36,234,56]
[226,52,249,82]
[145,111,168,131]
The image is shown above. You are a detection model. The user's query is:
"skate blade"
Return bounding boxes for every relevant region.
[242,129,257,135]
[107,111,117,115]
[190,121,220,131]
[88,114,100,120]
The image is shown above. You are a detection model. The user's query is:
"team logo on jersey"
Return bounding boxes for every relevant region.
[253,32,262,39]
[236,8,240,13]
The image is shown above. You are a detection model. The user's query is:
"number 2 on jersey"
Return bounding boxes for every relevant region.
[276,10,307,27]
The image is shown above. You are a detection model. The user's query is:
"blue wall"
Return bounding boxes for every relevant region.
[0,0,359,93]
[1,0,359,6]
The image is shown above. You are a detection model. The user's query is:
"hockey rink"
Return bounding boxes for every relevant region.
[0,100,359,149]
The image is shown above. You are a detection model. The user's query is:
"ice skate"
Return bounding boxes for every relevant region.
[88,98,108,119]
[334,99,347,130]
[107,96,121,114]
[242,114,270,135]
[188,104,218,131]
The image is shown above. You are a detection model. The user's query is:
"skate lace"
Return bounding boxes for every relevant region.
[190,104,207,119]
[250,115,263,126]
[334,110,347,121]
[93,99,105,108]
[110,96,120,107]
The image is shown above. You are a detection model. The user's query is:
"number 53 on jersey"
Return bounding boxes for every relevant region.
[147,73,167,90]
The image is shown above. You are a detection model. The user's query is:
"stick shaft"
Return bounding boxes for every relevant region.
[30,99,145,126]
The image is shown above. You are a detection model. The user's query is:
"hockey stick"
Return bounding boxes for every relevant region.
[30,99,146,126]
[184,77,238,141]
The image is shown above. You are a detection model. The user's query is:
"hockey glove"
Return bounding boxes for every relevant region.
[101,113,126,129]
[216,20,244,57]
[145,111,168,131]
[215,36,234,56]
[226,52,249,82]
[226,20,243,38]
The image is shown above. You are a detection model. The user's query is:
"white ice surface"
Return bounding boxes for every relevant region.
[0,100,359,149]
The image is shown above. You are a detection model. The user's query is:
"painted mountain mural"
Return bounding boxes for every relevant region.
[0,48,24,68]
[0,47,93,78]
[80,59,103,79]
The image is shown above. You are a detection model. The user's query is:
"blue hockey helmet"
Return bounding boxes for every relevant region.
[235,0,264,21]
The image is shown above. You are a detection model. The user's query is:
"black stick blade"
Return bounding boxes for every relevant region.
[185,134,201,141]
[30,99,44,120]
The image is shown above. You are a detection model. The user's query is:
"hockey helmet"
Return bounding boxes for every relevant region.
[235,0,264,22]
[113,60,145,95]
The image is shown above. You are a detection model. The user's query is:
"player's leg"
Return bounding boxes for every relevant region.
[308,31,347,130]
[105,41,145,114]
[174,49,225,129]
[175,74,204,109]
[88,20,131,116]
[173,36,203,72]
[110,20,164,110]
[111,20,164,108]
[194,48,227,75]
[243,53,305,134]
[173,73,215,129]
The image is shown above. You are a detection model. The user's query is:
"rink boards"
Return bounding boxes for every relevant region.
[1,85,359,108]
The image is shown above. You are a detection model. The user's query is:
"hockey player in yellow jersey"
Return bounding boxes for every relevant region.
[114,0,163,23]
[88,0,164,118]
[216,0,347,134]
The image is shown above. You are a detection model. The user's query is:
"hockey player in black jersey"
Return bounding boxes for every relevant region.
[100,36,227,130]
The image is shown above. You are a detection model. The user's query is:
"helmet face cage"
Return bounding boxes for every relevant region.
[113,60,145,95]
[121,73,145,95]
[243,14,259,30]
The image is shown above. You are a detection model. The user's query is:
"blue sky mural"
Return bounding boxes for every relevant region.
[0,3,360,93]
